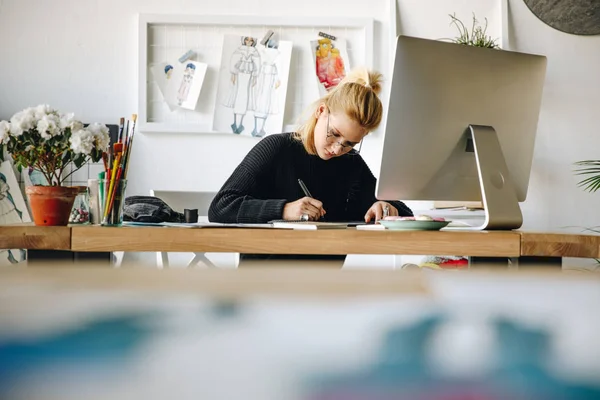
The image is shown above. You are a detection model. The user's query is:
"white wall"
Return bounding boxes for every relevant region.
[504,0,600,231]
[1,0,599,266]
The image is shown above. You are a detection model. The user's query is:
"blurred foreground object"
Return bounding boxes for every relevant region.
[0,267,599,399]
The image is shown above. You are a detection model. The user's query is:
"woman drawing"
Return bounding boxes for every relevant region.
[177,63,196,106]
[252,38,281,138]
[209,68,412,266]
[0,172,26,264]
[224,36,261,134]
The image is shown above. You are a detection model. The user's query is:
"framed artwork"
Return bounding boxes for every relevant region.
[138,14,373,133]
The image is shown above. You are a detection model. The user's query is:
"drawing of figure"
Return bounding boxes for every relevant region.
[0,172,26,264]
[224,36,261,134]
[315,38,346,91]
[164,64,174,79]
[252,38,281,138]
[177,63,196,106]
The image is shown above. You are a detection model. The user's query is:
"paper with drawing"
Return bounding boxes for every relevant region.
[212,34,292,138]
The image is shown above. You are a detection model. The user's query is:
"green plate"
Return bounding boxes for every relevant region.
[379,220,450,231]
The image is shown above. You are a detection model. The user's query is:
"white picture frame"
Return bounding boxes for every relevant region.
[138,13,374,134]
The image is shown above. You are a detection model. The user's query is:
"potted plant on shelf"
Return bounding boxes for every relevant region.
[0,104,109,226]
[445,13,500,49]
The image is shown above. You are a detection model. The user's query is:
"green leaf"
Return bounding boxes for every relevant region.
[73,153,86,169]
[577,175,600,192]
[92,148,103,162]
[62,151,72,164]
[574,160,600,193]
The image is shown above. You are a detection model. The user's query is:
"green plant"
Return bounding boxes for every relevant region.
[447,13,499,49]
[574,160,600,193]
[574,160,600,263]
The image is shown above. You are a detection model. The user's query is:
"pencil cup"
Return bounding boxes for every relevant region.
[99,178,128,227]
[87,179,101,225]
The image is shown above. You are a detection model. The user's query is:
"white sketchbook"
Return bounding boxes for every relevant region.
[270,221,348,230]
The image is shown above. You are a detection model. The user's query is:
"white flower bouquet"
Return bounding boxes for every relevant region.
[0,104,109,186]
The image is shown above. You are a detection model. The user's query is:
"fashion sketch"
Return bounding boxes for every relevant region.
[251,37,281,137]
[213,35,292,138]
[177,63,196,106]
[223,36,261,134]
[312,37,348,96]
[0,167,27,265]
[150,61,207,111]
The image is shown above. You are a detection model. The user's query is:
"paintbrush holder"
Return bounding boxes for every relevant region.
[99,178,128,226]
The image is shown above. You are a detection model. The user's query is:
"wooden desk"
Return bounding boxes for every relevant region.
[70,226,521,257]
[520,231,600,259]
[2,225,600,261]
[0,225,70,250]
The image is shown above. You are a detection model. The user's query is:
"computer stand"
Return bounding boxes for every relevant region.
[451,125,523,231]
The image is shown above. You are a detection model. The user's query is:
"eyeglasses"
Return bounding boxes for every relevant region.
[326,111,363,155]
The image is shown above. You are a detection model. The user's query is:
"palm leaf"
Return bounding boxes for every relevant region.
[573,160,600,193]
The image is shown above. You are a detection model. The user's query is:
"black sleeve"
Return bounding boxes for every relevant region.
[346,157,413,220]
[208,135,288,223]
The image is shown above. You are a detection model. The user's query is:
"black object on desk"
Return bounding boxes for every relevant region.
[184,209,198,223]
[347,221,375,227]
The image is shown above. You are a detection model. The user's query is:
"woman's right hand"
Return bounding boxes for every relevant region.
[282,197,326,221]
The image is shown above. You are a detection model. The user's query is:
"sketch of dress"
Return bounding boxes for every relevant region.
[252,44,280,138]
[0,172,26,264]
[177,63,196,106]
[223,37,261,134]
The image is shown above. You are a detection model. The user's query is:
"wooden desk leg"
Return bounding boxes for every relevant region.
[512,256,562,269]
[469,256,562,270]
[468,256,513,269]
[27,250,112,266]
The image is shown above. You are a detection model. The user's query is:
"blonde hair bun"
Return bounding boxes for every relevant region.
[292,67,384,155]
[341,67,383,95]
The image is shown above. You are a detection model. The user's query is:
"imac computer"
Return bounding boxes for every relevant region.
[376,35,547,230]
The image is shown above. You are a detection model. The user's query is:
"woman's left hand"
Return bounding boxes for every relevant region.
[365,201,398,222]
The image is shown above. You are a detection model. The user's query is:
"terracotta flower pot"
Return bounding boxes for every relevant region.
[25,186,79,226]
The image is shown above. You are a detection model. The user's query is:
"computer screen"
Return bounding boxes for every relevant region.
[376,35,547,229]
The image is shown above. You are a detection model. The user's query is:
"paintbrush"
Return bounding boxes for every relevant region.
[122,114,137,179]
[103,114,136,224]
[117,117,125,143]
[102,152,109,173]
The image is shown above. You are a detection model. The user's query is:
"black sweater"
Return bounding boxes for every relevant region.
[208,133,412,223]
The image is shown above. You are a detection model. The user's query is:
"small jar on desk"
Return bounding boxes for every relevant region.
[69,186,90,224]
